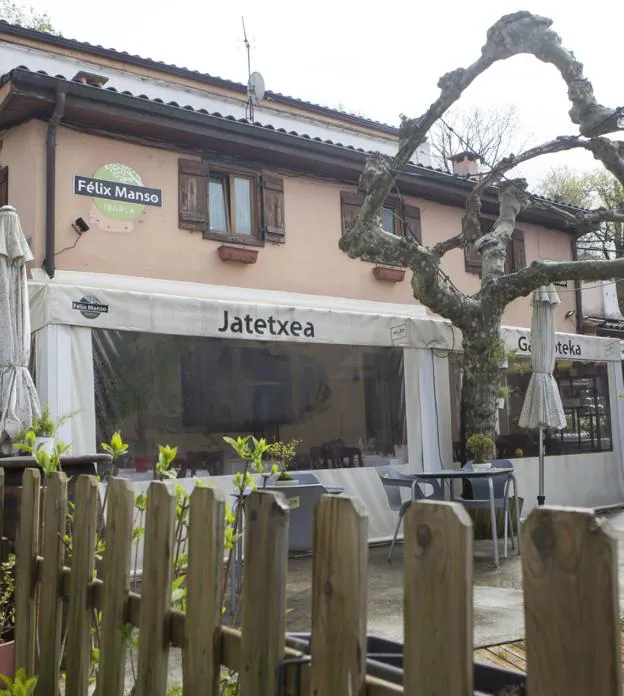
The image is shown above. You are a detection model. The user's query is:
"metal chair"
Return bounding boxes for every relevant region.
[455,459,521,559]
[376,465,444,562]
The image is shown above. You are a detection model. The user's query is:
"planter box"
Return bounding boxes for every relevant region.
[283,633,526,695]
[217,244,258,264]
[372,265,405,283]
[0,640,14,679]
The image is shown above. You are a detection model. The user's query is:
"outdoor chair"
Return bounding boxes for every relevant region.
[455,459,519,559]
[376,465,445,562]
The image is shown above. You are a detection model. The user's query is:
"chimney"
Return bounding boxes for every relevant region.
[72,71,109,88]
[449,151,480,177]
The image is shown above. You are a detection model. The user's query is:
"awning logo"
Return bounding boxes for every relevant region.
[72,296,109,320]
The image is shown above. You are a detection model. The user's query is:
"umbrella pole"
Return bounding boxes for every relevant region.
[537,428,545,506]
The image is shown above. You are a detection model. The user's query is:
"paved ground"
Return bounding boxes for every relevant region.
[284,509,624,648]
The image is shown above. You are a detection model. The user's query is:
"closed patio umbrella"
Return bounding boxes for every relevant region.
[0,205,40,453]
[518,284,566,506]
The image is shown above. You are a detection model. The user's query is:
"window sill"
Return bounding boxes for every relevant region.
[373,265,406,283]
[217,244,259,265]
[203,230,264,247]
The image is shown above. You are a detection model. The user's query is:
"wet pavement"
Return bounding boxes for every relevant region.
[285,509,624,648]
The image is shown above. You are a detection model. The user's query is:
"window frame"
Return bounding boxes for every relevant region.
[179,158,286,247]
[203,164,261,246]
[339,189,422,246]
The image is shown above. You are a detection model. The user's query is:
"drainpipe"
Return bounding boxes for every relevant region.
[572,235,584,334]
[43,88,67,279]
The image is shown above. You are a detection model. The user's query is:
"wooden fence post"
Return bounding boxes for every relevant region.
[403,500,473,696]
[14,468,40,676]
[97,478,134,696]
[65,476,99,696]
[239,490,289,696]
[37,472,67,696]
[0,467,4,548]
[523,507,621,696]
[136,482,176,696]
[310,495,368,696]
[183,485,225,696]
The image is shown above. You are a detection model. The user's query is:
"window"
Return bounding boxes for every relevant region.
[340,190,421,243]
[464,218,526,275]
[448,354,612,460]
[179,160,285,244]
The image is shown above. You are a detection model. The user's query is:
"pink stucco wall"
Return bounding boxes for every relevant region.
[1,124,577,331]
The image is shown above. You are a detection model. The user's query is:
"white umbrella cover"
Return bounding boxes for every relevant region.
[0,205,40,452]
[518,284,566,505]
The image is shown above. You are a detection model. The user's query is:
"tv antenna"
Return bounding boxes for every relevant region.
[242,17,265,121]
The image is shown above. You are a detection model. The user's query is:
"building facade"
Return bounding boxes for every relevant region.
[0,22,622,531]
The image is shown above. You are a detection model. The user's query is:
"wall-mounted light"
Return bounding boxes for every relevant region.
[565,309,576,319]
[72,217,89,235]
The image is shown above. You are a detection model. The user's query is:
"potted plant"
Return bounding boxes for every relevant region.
[466,433,494,472]
[268,439,301,486]
[0,554,15,679]
[496,384,513,410]
[21,404,74,455]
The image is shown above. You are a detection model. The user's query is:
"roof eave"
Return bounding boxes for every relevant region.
[1,70,579,234]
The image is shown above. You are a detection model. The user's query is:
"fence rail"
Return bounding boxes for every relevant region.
[1,469,622,695]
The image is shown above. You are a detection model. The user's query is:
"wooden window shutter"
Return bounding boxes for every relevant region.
[179,159,208,230]
[0,166,8,207]
[340,191,364,236]
[464,218,494,275]
[262,174,285,242]
[510,228,526,272]
[464,242,482,275]
[402,204,421,243]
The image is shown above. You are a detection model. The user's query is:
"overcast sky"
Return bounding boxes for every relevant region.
[23,0,623,185]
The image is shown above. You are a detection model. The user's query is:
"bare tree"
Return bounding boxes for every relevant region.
[429,104,529,172]
[339,11,624,453]
[540,166,624,311]
[0,0,57,33]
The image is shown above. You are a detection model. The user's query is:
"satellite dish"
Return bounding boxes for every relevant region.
[247,71,265,106]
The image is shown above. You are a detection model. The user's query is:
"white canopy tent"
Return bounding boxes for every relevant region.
[27,270,624,539]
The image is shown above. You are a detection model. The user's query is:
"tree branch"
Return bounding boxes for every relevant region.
[480,180,531,285]
[460,136,590,245]
[338,215,476,326]
[431,233,466,257]
[342,12,622,284]
[586,138,624,188]
[493,257,624,306]
[471,137,590,200]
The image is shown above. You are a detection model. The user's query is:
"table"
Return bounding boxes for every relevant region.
[413,468,519,567]
[0,454,112,483]
[0,454,112,546]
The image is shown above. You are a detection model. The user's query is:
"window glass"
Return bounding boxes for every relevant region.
[448,354,612,460]
[209,177,228,232]
[93,330,407,475]
[233,177,252,235]
[381,207,395,234]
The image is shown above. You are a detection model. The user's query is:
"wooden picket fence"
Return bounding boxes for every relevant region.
[1,467,623,695]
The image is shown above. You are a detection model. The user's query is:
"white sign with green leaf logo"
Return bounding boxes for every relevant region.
[74,163,163,233]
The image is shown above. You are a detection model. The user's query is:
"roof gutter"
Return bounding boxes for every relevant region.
[43,86,66,278]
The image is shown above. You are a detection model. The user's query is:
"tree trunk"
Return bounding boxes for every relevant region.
[613,223,624,317]
[460,315,504,461]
